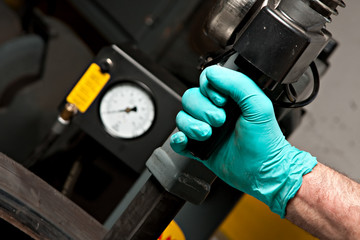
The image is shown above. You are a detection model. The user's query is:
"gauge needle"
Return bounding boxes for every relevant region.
[105,106,137,114]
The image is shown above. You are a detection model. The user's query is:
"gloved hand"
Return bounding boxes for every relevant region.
[170,65,317,218]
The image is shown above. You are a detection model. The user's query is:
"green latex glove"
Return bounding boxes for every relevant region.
[170,65,317,218]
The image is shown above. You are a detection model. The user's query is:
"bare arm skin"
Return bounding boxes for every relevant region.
[286,162,360,239]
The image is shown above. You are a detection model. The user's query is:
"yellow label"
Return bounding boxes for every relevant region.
[158,220,185,240]
[66,63,110,113]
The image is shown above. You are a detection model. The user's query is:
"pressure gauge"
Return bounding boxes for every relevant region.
[99,82,156,139]
[72,45,185,172]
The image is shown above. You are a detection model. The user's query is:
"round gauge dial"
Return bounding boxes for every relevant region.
[99,82,155,139]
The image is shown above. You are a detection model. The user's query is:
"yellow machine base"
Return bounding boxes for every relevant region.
[216,194,318,240]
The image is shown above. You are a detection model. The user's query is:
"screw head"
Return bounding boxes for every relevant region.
[99,58,113,73]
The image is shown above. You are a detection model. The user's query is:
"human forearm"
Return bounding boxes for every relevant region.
[286,162,360,239]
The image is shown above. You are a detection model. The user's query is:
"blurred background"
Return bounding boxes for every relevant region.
[290,0,360,182]
[0,0,357,239]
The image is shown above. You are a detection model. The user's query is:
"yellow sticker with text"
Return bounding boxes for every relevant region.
[66,63,110,113]
[158,220,185,240]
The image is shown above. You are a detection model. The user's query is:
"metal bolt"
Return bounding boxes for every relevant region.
[60,103,78,122]
[145,16,154,26]
[99,58,113,73]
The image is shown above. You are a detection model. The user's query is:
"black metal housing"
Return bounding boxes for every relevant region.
[234,2,331,85]
[70,45,187,173]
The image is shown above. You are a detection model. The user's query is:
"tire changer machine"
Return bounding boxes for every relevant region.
[0,0,345,239]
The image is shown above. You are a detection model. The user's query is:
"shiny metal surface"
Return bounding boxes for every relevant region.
[309,0,346,22]
[203,0,257,47]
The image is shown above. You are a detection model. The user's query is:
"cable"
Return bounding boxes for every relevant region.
[273,61,320,108]
[200,48,237,70]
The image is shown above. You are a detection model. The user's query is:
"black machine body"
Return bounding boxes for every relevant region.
[186,0,344,160]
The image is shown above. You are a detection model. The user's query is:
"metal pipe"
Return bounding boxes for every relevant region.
[23,103,78,167]
[103,176,185,240]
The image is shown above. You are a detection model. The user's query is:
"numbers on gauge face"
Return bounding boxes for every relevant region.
[99,82,156,139]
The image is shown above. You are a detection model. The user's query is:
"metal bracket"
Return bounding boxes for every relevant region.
[146,129,217,205]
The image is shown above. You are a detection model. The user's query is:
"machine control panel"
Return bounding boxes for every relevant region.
[69,45,186,172]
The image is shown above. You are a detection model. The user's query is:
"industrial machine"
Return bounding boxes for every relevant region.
[0,0,344,239]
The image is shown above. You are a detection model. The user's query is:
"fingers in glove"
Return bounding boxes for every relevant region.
[170,131,188,154]
[175,110,212,141]
[170,131,202,161]
[199,70,227,107]
[182,88,226,128]
[204,65,274,119]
